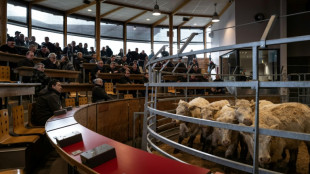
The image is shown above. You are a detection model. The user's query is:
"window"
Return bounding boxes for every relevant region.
[68,35,95,49]
[32,29,64,48]
[101,22,123,39]
[68,17,94,36]
[154,27,177,42]
[127,41,151,55]
[153,42,178,56]
[7,3,27,24]
[7,24,28,38]
[180,28,203,43]
[32,9,63,31]
[127,25,150,41]
[100,39,123,54]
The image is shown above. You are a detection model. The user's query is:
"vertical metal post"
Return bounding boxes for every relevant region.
[252,46,259,174]
[141,83,149,151]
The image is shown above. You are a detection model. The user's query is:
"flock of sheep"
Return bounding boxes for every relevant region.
[172,97,310,173]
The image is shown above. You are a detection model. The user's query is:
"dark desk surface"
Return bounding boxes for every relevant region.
[46,104,210,174]
[0,51,44,63]
[60,83,94,93]
[0,83,40,97]
[15,66,80,79]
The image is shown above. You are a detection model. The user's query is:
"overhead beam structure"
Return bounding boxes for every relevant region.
[100,7,124,18]
[66,0,104,15]
[30,0,47,4]
[125,11,148,24]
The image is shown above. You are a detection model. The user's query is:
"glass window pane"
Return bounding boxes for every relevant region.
[181,28,203,43]
[154,27,177,42]
[32,29,64,48]
[127,25,150,41]
[183,43,204,58]
[68,17,94,36]
[100,39,123,55]
[7,24,28,38]
[68,35,95,49]
[7,3,26,24]
[101,23,123,39]
[32,9,63,31]
[127,41,151,55]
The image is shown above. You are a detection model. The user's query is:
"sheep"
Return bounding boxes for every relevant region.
[200,100,230,120]
[173,97,210,153]
[241,102,310,172]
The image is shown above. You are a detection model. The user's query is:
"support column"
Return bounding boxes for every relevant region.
[169,14,173,55]
[123,23,127,55]
[27,3,32,37]
[177,27,180,53]
[203,27,207,59]
[0,0,7,45]
[280,0,288,101]
[151,27,154,52]
[64,14,67,47]
[95,0,101,60]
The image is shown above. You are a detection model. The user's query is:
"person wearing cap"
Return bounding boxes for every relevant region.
[0,37,19,54]
[36,45,50,58]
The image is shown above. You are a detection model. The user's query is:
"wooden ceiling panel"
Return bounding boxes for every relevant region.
[131,11,164,25]
[105,7,144,22]
[161,16,184,26]
[183,17,210,27]
[76,3,118,17]
[39,0,83,11]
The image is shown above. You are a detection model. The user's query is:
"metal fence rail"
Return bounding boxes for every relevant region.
[142,33,310,174]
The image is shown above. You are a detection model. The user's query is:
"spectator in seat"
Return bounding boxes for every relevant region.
[189,65,201,74]
[15,34,25,47]
[42,37,56,53]
[104,62,118,74]
[24,36,29,47]
[36,45,50,58]
[118,63,129,73]
[32,63,50,96]
[118,55,127,65]
[89,53,98,64]
[92,78,112,103]
[28,44,37,56]
[119,70,133,84]
[100,46,107,57]
[210,75,225,94]
[14,31,20,41]
[106,55,117,65]
[41,53,59,69]
[29,36,41,49]
[161,47,169,57]
[91,60,105,81]
[139,50,147,68]
[73,52,85,71]
[32,79,62,126]
[60,56,74,71]
[130,64,141,74]
[55,42,62,60]
[89,47,95,55]
[18,51,35,83]
[190,57,199,68]
[0,37,19,54]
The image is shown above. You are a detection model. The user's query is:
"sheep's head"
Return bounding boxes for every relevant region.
[174,100,190,124]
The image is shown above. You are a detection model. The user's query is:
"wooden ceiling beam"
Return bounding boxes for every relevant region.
[103,1,169,14]
[66,0,104,15]
[125,10,148,24]
[204,1,233,28]
[151,16,167,28]
[100,7,123,18]
[30,0,47,4]
[175,13,212,18]
[177,16,193,28]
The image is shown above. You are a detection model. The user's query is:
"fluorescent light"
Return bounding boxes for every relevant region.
[88,9,92,12]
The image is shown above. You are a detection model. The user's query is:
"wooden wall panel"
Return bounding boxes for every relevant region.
[87,105,97,132]
[97,101,129,142]
[74,108,87,127]
[128,99,142,139]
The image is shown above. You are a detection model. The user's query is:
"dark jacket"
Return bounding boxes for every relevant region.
[60,61,75,71]
[36,51,49,58]
[32,88,61,126]
[92,85,111,103]
[91,66,104,81]
[31,69,50,95]
[17,58,34,67]
[42,58,58,69]
[0,44,19,54]
[119,75,132,84]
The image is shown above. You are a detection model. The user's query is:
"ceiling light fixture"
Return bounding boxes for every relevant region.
[133,26,136,30]
[152,0,161,16]
[193,23,197,26]
[88,9,92,12]
[146,18,150,21]
[211,3,220,23]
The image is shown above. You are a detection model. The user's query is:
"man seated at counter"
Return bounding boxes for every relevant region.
[92,78,112,103]
[91,60,105,82]
[106,55,117,65]
[104,62,119,73]
[32,63,50,96]
[17,51,35,83]
[0,37,19,54]
[36,45,50,58]
[89,53,98,64]
[189,65,201,74]
[118,63,129,73]
[118,55,127,66]
[119,70,133,84]
[73,52,85,71]
[41,53,59,69]
[130,64,141,74]
[32,79,62,126]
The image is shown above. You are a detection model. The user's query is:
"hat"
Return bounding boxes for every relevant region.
[7,37,14,42]
[15,31,21,34]
[41,45,47,48]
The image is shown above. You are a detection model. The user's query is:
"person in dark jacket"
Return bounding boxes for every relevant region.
[106,46,113,57]
[119,70,133,84]
[92,78,112,103]
[36,45,50,58]
[32,63,50,96]
[130,64,141,74]
[32,79,62,126]
[18,51,35,82]
[0,37,19,54]
[41,53,59,69]
[91,60,105,81]
[60,56,75,71]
